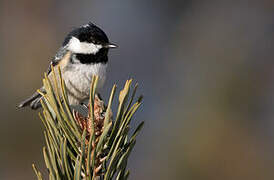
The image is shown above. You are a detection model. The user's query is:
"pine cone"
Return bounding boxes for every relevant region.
[73,94,112,177]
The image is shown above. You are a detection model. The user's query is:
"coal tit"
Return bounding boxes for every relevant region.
[18,22,117,109]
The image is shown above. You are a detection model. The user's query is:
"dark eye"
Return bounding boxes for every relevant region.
[89,38,97,44]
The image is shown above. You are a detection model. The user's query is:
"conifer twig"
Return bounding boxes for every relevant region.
[32,67,144,180]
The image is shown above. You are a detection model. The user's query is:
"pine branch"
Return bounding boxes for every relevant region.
[32,67,144,180]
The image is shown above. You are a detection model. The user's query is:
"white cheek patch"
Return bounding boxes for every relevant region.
[67,36,102,54]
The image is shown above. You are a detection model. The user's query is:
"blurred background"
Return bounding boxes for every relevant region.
[1,0,274,179]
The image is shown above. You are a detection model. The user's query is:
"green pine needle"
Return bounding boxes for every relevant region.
[32,66,144,180]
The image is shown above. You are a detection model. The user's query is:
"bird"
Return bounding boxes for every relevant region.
[18,22,117,110]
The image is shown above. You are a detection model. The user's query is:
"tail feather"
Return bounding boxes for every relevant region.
[18,91,42,110]
[30,96,42,109]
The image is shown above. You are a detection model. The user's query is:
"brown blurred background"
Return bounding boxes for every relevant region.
[1,0,274,179]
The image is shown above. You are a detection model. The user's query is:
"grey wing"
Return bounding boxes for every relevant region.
[47,46,69,75]
[18,46,70,110]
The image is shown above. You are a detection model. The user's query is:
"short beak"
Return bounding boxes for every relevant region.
[105,43,118,49]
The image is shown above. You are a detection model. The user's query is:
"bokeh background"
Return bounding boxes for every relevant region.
[1,0,274,179]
